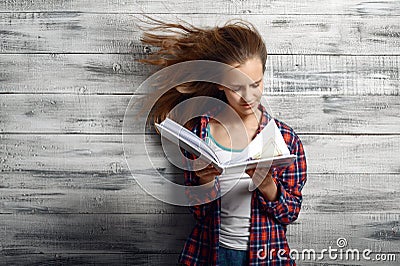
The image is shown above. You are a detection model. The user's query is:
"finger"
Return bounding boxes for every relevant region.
[195,167,220,177]
[254,167,270,175]
[245,168,255,176]
[250,168,268,178]
[251,174,266,187]
[246,168,268,177]
[205,165,221,174]
[193,162,211,173]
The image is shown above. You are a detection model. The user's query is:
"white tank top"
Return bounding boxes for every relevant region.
[205,123,252,251]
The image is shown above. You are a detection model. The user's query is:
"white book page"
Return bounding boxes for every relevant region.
[223,154,296,171]
[156,118,220,165]
[226,119,289,165]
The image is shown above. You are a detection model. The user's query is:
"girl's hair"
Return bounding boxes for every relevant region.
[135,16,267,131]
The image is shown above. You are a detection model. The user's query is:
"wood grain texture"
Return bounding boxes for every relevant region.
[0,54,399,95]
[1,253,181,266]
[1,0,400,15]
[0,172,399,214]
[1,95,399,134]
[1,1,399,265]
[1,134,399,174]
[0,13,399,54]
[0,213,398,258]
[1,252,399,266]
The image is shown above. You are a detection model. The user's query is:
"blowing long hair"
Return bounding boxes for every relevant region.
[134,15,268,132]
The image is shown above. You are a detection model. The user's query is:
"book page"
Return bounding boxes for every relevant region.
[225,119,289,165]
[156,118,220,165]
[222,154,296,175]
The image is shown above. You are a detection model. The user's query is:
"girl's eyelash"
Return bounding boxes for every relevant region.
[229,83,260,93]
[232,83,260,91]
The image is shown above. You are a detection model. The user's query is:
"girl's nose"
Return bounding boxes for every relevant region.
[239,86,252,102]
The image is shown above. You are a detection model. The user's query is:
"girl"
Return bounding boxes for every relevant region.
[137,16,307,266]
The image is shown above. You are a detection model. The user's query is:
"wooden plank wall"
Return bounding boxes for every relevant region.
[1,1,399,265]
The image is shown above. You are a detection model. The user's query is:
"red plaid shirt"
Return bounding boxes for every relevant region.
[178,103,307,266]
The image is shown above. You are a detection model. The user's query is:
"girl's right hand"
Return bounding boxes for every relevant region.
[194,161,221,185]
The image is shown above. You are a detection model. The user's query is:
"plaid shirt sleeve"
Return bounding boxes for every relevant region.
[182,151,220,222]
[182,118,221,222]
[255,122,307,225]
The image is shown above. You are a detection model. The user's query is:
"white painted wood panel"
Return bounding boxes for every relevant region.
[0,13,399,54]
[0,134,399,174]
[1,0,399,16]
[0,54,399,95]
[0,213,398,262]
[1,95,399,133]
[0,1,399,265]
[0,172,399,214]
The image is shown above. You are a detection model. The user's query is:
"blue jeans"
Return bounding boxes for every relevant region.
[218,246,249,266]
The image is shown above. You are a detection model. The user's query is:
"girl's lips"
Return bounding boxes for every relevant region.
[241,102,255,108]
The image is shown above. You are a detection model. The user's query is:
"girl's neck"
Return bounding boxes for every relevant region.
[210,106,262,147]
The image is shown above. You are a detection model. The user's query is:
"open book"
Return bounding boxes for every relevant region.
[155,117,296,175]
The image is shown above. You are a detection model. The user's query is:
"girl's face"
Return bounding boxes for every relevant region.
[218,57,264,119]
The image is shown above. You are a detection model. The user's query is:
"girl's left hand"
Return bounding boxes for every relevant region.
[246,167,278,201]
[245,167,274,188]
